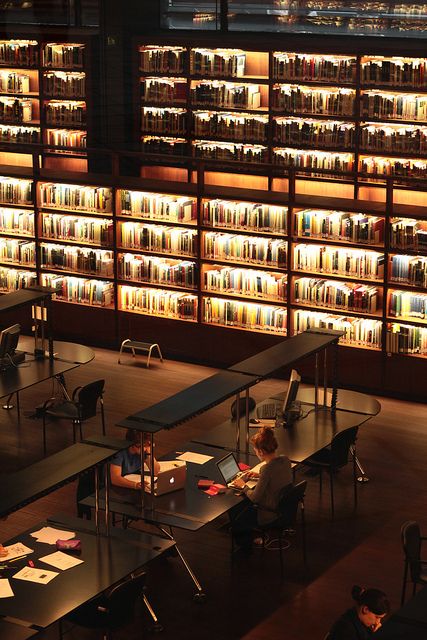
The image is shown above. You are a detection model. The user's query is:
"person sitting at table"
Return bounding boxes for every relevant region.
[230,426,292,550]
[328,585,390,639]
[110,429,160,491]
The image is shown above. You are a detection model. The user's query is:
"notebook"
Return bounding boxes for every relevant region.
[217,453,258,489]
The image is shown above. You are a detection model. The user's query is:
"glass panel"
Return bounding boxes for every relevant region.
[160,0,220,30]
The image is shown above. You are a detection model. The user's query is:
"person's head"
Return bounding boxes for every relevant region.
[352,585,390,630]
[250,426,278,460]
[125,429,148,455]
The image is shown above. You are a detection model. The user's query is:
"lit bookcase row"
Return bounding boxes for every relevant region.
[41,273,114,307]
[119,222,197,257]
[40,214,113,245]
[118,253,197,289]
[203,296,287,333]
[0,208,34,236]
[293,244,385,280]
[40,243,114,277]
[0,266,36,291]
[202,265,287,301]
[119,285,198,321]
[0,40,87,155]
[0,238,35,265]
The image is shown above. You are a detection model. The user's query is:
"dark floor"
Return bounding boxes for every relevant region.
[0,342,426,640]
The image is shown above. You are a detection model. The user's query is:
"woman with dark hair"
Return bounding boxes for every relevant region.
[230,426,292,549]
[110,429,160,490]
[328,585,390,639]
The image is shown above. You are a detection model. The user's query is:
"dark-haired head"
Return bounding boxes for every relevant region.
[351,585,390,616]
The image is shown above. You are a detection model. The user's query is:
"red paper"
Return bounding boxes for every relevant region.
[238,462,250,471]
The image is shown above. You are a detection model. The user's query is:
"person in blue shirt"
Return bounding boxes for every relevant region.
[110,428,160,491]
[328,585,390,639]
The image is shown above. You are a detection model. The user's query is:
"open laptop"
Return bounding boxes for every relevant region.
[125,460,187,496]
[217,453,258,489]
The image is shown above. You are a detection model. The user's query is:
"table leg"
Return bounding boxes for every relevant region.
[159,526,206,601]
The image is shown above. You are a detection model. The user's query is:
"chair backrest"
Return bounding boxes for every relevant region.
[330,426,358,469]
[275,480,307,528]
[103,572,147,630]
[401,520,422,581]
[75,379,105,420]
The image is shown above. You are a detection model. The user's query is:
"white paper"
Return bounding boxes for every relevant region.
[38,551,83,571]
[13,566,59,585]
[0,542,33,561]
[176,451,213,465]
[30,527,75,545]
[0,578,14,598]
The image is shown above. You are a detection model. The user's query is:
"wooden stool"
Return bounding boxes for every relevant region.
[118,339,163,368]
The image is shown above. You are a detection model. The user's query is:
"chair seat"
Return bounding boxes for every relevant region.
[45,401,80,420]
[304,447,331,466]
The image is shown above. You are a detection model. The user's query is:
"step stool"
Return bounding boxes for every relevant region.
[118,339,163,368]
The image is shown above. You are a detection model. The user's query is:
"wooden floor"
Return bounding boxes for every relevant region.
[1,343,426,640]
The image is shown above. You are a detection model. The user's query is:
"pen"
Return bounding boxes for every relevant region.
[8,554,30,563]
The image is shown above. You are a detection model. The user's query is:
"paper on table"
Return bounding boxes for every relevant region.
[13,566,59,585]
[30,527,75,545]
[1,542,34,561]
[176,451,213,465]
[0,579,14,598]
[39,551,84,571]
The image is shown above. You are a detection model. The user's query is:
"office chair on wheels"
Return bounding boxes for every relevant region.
[61,570,162,638]
[400,520,427,604]
[42,379,105,455]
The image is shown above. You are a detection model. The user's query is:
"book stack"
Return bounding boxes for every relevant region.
[294,209,385,244]
[203,266,287,300]
[191,80,261,109]
[0,124,40,143]
[0,97,32,123]
[203,231,287,267]
[0,266,36,291]
[0,40,38,66]
[41,214,113,245]
[203,297,287,333]
[273,53,356,83]
[119,285,198,320]
[0,71,30,93]
[119,222,197,256]
[40,183,112,212]
[0,177,32,205]
[389,289,427,319]
[390,255,427,287]
[40,243,114,276]
[119,253,197,287]
[43,43,85,68]
[294,244,385,279]
[43,71,85,97]
[42,273,114,307]
[0,238,35,265]
[272,84,355,116]
[191,48,246,77]
[203,199,287,233]
[45,100,86,126]
[192,140,268,163]
[0,207,34,235]
[141,77,187,103]
[140,46,185,74]
[294,309,382,348]
[274,117,355,147]
[119,190,196,222]
[294,277,379,312]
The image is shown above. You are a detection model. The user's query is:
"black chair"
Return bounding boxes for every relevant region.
[42,379,105,455]
[62,570,162,638]
[301,426,358,518]
[256,480,307,574]
[401,520,427,604]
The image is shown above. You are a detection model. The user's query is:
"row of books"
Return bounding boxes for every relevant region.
[294,277,379,312]
[42,44,85,69]
[0,40,38,67]
[0,238,35,264]
[0,97,32,123]
[360,123,427,155]
[190,49,246,78]
[119,285,197,320]
[294,244,385,279]
[0,208,34,235]
[139,46,185,74]
[0,266,36,291]
[141,77,187,103]
[273,148,354,171]
[193,111,268,141]
[46,129,87,148]
[119,222,197,256]
[45,101,86,126]
[272,53,356,84]
[203,266,287,300]
[41,214,113,246]
[361,91,427,121]
[294,309,383,348]
[193,140,268,163]
[360,58,427,87]
[0,124,40,143]
[0,177,32,205]
[274,118,355,147]
[0,71,30,94]
[120,190,197,223]
[294,210,385,245]
[42,273,114,307]
[203,232,287,267]
[39,183,112,213]
[389,289,427,319]
[40,244,114,276]
[202,199,287,233]
[386,323,427,354]
[272,85,355,116]
[390,219,427,250]
[203,296,287,333]
[191,81,262,109]
[43,71,85,98]
[118,253,197,288]
[360,155,427,179]
[141,136,187,155]
[142,107,186,135]
[390,254,427,287]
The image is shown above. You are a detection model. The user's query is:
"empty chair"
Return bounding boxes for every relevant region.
[42,379,105,455]
[401,520,427,604]
[300,426,358,518]
[256,480,307,574]
[62,571,161,638]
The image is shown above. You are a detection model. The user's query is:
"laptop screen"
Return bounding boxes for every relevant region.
[217,453,240,484]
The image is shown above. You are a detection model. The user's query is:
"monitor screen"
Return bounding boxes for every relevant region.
[0,323,21,360]
[283,369,301,416]
[217,453,240,484]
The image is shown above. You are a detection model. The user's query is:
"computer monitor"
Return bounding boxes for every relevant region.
[283,369,301,417]
[0,323,24,369]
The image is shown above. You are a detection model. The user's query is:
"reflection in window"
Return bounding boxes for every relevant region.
[160,0,220,29]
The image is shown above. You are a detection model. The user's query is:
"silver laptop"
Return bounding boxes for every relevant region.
[143,460,187,496]
[217,453,257,489]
